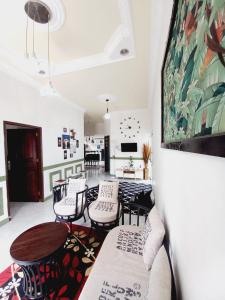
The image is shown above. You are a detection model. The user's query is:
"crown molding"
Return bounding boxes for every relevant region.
[0,59,85,112]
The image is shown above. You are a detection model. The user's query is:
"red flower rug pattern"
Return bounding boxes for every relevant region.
[0,225,106,300]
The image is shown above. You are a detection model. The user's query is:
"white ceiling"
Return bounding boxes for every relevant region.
[0,0,150,122]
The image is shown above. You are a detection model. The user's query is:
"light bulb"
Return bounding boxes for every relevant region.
[40,81,60,97]
[104,112,110,120]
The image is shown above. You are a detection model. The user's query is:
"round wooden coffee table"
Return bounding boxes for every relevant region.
[10,222,68,299]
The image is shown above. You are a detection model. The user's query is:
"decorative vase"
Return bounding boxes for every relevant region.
[129,156,134,168]
[143,167,149,180]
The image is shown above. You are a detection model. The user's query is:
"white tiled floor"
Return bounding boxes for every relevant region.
[0,167,148,273]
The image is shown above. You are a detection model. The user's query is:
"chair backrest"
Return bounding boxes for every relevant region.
[67,178,86,197]
[97,181,119,204]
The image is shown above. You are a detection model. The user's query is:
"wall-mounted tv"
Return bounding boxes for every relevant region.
[121,143,137,152]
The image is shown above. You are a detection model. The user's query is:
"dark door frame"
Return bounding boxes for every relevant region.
[4,121,44,218]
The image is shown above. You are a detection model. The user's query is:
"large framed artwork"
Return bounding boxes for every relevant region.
[162,0,225,157]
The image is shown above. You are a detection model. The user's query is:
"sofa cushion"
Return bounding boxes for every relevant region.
[143,207,165,270]
[88,200,120,223]
[147,246,171,300]
[79,225,149,300]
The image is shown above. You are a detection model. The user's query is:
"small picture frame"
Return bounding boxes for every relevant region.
[62,134,70,149]
[70,129,76,140]
[58,137,62,147]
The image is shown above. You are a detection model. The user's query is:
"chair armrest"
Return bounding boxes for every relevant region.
[116,198,121,220]
[76,185,89,204]
[121,202,150,226]
[76,184,89,195]
[52,183,68,204]
[86,185,99,205]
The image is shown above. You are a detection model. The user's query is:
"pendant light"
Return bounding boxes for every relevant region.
[104,99,110,120]
[40,15,60,97]
[24,1,60,97]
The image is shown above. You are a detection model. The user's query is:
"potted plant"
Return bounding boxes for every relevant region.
[129,156,134,168]
[143,144,151,180]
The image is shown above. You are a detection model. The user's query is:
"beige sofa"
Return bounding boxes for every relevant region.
[79,224,171,300]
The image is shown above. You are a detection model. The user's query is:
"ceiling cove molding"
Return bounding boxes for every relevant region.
[0,60,85,113]
[0,60,40,90]
[49,0,136,76]
[0,0,135,78]
[52,52,135,76]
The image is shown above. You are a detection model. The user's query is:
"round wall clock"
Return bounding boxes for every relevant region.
[119,116,141,139]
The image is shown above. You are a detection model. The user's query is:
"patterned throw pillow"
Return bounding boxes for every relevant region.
[142,216,152,245]
[98,181,119,203]
[67,178,86,196]
[142,207,165,271]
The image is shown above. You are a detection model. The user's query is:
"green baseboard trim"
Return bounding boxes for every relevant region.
[64,166,74,179]
[0,176,6,182]
[44,159,84,171]
[49,170,62,192]
[75,163,83,173]
[0,217,9,226]
[44,194,52,201]
[110,157,143,161]
[0,160,85,181]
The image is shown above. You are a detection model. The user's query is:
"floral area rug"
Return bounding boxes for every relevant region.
[0,225,106,300]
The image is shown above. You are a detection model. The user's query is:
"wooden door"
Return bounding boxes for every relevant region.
[7,129,41,202]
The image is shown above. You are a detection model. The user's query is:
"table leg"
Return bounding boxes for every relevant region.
[20,254,62,299]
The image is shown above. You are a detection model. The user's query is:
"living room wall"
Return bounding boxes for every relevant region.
[0,71,84,225]
[149,1,225,300]
[109,109,151,177]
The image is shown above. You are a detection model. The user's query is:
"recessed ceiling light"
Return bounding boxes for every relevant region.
[97,94,116,103]
[120,48,129,56]
[38,70,46,75]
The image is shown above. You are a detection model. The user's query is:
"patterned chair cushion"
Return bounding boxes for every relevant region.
[88,200,120,223]
[54,197,84,216]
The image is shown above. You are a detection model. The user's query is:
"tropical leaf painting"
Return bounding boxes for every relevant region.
[163,0,225,144]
